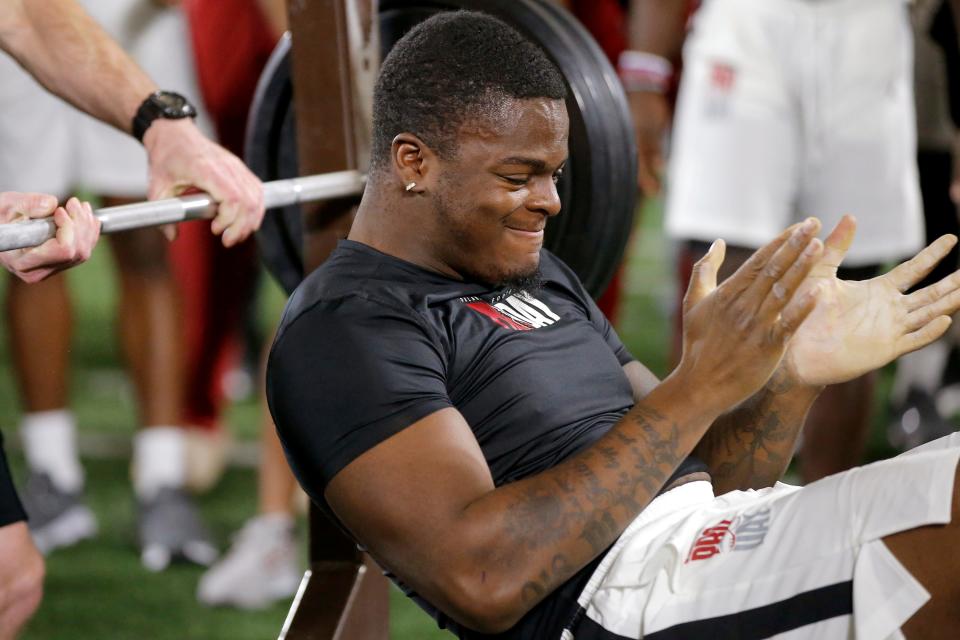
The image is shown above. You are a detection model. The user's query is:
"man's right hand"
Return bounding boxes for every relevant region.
[143,119,264,248]
[0,192,100,283]
[676,219,824,413]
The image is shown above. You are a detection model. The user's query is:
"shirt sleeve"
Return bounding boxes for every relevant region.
[0,432,27,527]
[266,296,454,502]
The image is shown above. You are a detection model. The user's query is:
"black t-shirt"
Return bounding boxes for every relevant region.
[0,431,27,527]
[267,240,705,639]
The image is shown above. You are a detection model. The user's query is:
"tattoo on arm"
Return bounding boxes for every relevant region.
[492,404,686,609]
[520,554,574,605]
[695,369,820,491]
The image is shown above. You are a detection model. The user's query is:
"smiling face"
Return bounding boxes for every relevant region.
[422,97,569,287]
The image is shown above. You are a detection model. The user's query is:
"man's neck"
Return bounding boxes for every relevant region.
[350,189,463,281]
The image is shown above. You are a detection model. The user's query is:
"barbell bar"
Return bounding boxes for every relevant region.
[0,170,366,252]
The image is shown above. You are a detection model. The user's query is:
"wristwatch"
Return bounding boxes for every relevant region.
[132,90,197,143]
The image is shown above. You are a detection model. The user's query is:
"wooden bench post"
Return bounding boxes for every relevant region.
[281,1,388,638]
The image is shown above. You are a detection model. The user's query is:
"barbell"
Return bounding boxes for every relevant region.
[0,0,638,299]
[0,172,365,253]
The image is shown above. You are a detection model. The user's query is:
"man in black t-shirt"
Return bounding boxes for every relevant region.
[269,11,960,640]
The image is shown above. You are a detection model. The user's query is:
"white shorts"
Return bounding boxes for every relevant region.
[664,0,922,266]
[0,0,211,198]
[564,432,960,639]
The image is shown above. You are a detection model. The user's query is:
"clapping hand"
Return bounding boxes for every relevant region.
[785,216,960,386]
[678,218,824,413]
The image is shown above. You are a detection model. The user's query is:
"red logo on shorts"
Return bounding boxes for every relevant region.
[686,509,771,563]
[711,63,736,92]
[686,519,735,563]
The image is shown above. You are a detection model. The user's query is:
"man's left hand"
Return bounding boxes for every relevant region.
[785,216,960,386]
[143,119,264,247]
[0,193,100,283]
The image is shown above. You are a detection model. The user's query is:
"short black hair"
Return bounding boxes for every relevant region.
[370,10,567,173]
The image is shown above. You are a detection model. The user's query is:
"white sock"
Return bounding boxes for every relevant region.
[133,426,187,501]
[20,409,84,492]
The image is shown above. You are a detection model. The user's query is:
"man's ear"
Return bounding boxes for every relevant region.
[391,133,434,193]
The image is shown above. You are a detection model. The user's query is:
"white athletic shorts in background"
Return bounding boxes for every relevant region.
[562,432,960,639]
[0,0,211,198]
[665,0,922,266]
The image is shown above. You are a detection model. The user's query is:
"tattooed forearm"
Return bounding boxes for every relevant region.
[695,367,822,492]
[486,401,694,611]
[498,369,816,617]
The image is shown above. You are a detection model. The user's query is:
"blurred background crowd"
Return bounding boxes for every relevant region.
[1,0,958,637]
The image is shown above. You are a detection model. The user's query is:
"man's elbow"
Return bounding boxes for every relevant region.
[439,570,530,634]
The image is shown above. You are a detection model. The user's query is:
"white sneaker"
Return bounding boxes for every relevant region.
[196,514,302,609]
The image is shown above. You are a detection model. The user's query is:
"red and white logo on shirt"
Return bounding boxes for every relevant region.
[463,292,561,331]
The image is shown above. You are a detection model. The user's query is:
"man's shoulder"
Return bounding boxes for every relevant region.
[275,240,448,343]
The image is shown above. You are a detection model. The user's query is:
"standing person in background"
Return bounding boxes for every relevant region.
[0,0,263,633]
[177,0,306,610]
[653,0,923,482]
[170,0,283,493]
[2,0,226,571]
[0,193,101,640]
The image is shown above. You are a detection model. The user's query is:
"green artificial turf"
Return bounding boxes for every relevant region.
[0,198,898,638]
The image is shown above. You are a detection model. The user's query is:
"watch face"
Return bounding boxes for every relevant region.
[153,91,195,117]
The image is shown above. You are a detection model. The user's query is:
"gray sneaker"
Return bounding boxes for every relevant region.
[20,472,98,554]
[137,487,219,572]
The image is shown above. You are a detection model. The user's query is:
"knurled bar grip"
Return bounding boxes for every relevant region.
[0,170,366,252]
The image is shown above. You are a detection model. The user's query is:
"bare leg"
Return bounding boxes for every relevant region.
[258,406,298,515]
[8,269,93,550]
[257,335,299,514]
[108,209,216,569]
[195,334,302,607]
[883,465,960,638]
[106,197,182,428]
[5,274,71,412]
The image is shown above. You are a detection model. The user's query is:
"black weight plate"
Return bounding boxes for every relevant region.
[247,33,304,295]
[247,2,637,297]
